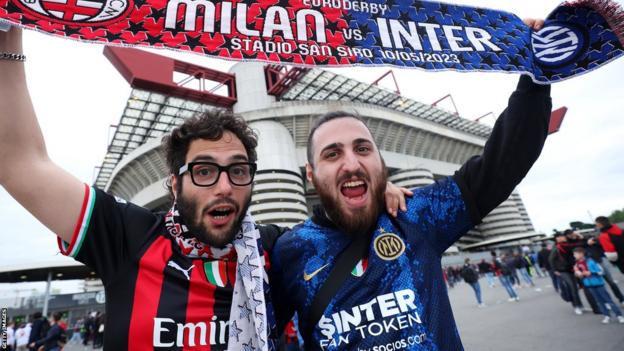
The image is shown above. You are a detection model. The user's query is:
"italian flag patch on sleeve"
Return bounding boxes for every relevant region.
[351,258,368,277]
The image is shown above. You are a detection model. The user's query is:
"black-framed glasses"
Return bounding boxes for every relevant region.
[178,161,257,187]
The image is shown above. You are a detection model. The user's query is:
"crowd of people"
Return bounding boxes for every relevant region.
[4,311,67,351]
[4,310,106,351]
[444,216,624,325]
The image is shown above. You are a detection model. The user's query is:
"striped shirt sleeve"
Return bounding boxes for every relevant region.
[57,184,96,258]
[56,184,158,283]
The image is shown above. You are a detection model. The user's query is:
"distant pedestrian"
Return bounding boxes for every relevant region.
[69,318,83,344]
[538,243,559,292]
[494,253,519,301]
[446,266,455,288]
[530,250,546,277]
[29,312,65,351]
[6,321,15,351]
[478,258,495,287]
[15,323,30,351]
[28,312,48,351]
[514,251,535,287]
[573,247,624,324]
[461,258,485,307]
[595,216,624,274]
[93,312,104,348]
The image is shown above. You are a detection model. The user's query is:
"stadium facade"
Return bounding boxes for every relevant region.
[95,47,543,251]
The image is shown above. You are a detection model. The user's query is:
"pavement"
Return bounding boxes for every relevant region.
[450,270,624,351]
[63,269,624,351]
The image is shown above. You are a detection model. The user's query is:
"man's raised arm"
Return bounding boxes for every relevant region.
[453,74,551,221]
[0,27,85,243]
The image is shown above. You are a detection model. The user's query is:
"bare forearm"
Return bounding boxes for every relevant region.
[0,28,49,183]
[0,28,85,243]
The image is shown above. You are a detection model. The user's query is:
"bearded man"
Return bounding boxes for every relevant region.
[270,19,551,351]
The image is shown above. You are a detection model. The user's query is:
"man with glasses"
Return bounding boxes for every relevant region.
[0,27,409,350]
[0,26,275,349]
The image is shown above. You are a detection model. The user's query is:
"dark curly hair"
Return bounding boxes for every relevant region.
[162,110,258,194]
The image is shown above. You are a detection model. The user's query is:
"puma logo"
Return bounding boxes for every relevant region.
[168,261,194,280]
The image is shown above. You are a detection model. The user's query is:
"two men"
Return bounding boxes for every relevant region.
[270,18,551,349]
[0,27,409,350]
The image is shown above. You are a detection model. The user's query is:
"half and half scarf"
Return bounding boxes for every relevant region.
[164,204,270,351]
[1,0,623,83]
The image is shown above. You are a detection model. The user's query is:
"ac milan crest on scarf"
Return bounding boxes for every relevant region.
[165,204,275,351]
[1,0,623,83]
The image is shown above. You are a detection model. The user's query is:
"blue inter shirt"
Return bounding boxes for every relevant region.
[271,177,475,350]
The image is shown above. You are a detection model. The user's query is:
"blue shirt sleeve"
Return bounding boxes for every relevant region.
[400,177,475,255]
[587,258,604,275]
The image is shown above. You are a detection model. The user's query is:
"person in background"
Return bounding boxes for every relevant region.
[596,216,624,274]
[461,258,485,307]
[539,243,558,292]
[565,230,601,314]
[446,266,455,289]
[29,312,64,351]
[15,323,30,351]
[494,253,519,302]
[514,251,535,287]
[573,247,624,324]
[93,313,105,348]
[6,321,16,351]
[27,312,48,351]
[68,318,83,344]
[530,250,546,278]
[550,232,588,315]
[586,236,624,306]
[478,258,496,287]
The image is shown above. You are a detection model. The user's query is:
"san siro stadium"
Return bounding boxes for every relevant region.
[96,47,545,252]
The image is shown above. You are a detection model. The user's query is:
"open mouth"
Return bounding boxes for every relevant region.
[339,179,369,208]
[205,205,236,226]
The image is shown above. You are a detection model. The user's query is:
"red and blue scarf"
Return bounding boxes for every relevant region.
[1,0,623,83]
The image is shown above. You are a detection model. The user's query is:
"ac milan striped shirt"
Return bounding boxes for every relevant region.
[58,185,280,350]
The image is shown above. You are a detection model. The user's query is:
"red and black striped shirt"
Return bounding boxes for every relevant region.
[58,185,278,350]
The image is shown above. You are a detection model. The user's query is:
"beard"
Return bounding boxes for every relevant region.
[176,190,251,248]
[313,168,387,236]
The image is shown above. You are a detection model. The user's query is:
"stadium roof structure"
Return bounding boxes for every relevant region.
[94,46,234,189]
[94,89,218,189]
[270,67,493,138]
[0,260,94,283]
[460,232,547,251]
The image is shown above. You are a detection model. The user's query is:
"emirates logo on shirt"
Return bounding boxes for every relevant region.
[13,0,132,26]
[153,317,229,347]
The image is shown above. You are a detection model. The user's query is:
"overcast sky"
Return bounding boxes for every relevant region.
[1,0,623,294]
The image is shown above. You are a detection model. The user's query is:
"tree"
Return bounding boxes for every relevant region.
[569,221,594,230]
[609,208,624,224]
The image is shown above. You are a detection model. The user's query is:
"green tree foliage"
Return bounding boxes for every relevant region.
[610,208,624,224]
[569,221,594,230]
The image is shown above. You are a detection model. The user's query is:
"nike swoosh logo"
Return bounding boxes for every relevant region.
[303,264,329,281]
